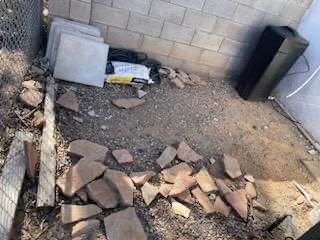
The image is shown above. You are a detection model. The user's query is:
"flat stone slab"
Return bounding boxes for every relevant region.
[61,204,102,224]
[130,171,156,187]
[22,80,43,90]
[161,163,193,183]
[213,196,231,217]
[104,207,147,240]
[169,173,196,196]
[54,33,109,88]
[156,146,177,169]
[245,182,257,199]
[175,190,194,205]
[104,170,134,207]
[56,91,79,112]
[86,179,119,209]
[195,167,217,193]
[71,219,100,238]
[177,141,203,163]
[141,182,159,205]
[159,183,173,198]
[19,89,43,108]
[112,149,134,164]
[223,154,242,179]
[76,188,88,202]
[24,141,39,178]
[56,158,107,197]
[172,201,191,218]
[192,187,215,214]
[225,190,248,221]
[216,179,232,196]
[112,98,146,109]
[68,139,108,162]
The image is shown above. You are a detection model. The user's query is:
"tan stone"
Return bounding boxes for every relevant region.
[56,91,79,112]
[156,146,177,169]
[223,154,242,179]
[61,204,102,224]
[244,174,255,183]
[175,190,194,205]
[31,111,45,128]
[216,179,232,196]
[22,80,43,90]
[24,141,39,178]
[112,98,145,109]
[225,190,248,221]
[130,171,156,187]
[171,78,185,89]
[76,188,88,202]
[159,183,173,198]
[104,207,147,240]
[172,201,191,218]
[213,196,231,217]
[177,141,203,163]
[161,163,193,183]
[19,89,43,108]
[191,187,215,214]
[195,167,217,193]
[68,139,108,162]
[104,170,134,207]
[169,173,196,196]
[245,182,257,199]
[86,179,119,209]
[71,219,100,238]
[56,158,107,197]
[112,149,134,164]
[141,182,159,205]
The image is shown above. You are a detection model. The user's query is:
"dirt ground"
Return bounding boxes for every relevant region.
[5,75,320,239]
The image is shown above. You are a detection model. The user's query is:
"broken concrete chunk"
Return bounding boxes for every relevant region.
[56,91,79,112]
[195,168,217,193]
[73,116,84,123]
[223,154,242,179]
[112,149,134,164]
[191,187,215,214]
[175,190,194,205]
[104,207,147,240]
[159,183,173,198]
[225,189,248,221]
[171,78,185,89]
[156,146,177,169]
[245,182,257,199]
[161,163,193,183]
[141,182,159,205]
[172,201,191,218]
[130,171,156,187]
[24,141,39,178]
[213,196,231,217]
[112,98,145,109]
[76,188,88,203]
[137,89,148,99]
[61,204,102,224]
[22,80,43,90]
[177,141,203,163]
[68,139,108,162]
[188,73,208,86]
[244,174,255,183]
[86,179,119,209]
[71,219,100,238]
[31,111,46,128]
[169,173,196,196]
[19,89,43,108]
[253,200,267,212]
[56,158,107,197]
[104,170,134,207]
[216,179,232,196]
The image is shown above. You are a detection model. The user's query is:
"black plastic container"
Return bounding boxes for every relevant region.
[236,26,309,101]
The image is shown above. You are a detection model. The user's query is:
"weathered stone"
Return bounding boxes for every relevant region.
[24,141,39,178]
[56,158,107,197]
[161,163,193,183]
[171,78,185,89]
[213,196,231,217]
[112,98,145,109]
[177,141,203,163]
[71,219,100,238]
[253,200,267,212]
[195,167,217,193]
[245,182,257,199]
[156,146,177,169]
[191,187,215,214]
[104,207,147,240]
[86,179,119,209]
[141,182,159,205]
[73,116,84,123]
[56,91,79,112]
[31,111,46,128]
[159,183,173,198]
[223,154,242,179]
[216,179,232,196]
[19,89,44,108]
[169,173,196,196]
[68,139,108,162]
[172,201,191,218]
[130,171,156,187]
[225,190,248,221]
[209,158,216,165]
[22,80,43,90]
[76,188,88,202]
[104,170,134,207]
[112,149,134,164]
[137,89,148,99]
[188,73,208,86]
[61,204,102,224]
[175,190,194,205]
[244,174,255,183]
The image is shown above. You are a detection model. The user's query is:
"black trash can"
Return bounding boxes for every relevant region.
[236,26,309,101]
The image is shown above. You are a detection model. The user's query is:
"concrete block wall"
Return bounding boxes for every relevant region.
[48,0,313,79]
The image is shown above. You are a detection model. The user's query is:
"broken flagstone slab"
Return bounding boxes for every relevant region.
[61,204,102,224]
[245,182,257,199]
[112,149,134,164]
[56,158,107,197]
[56,91,79,112]
[159,183,173,198]
[161,162,193,183]
[24,141,39,178]
[76,188,88,203]
[169,173,196,196]
[225,189,248,221]
[156,146,177,169]
[213,196,231,217]
[68,139,108,162]
[177,141,203,163]
[130,171,156,187]
[195,167,217,193]
[223,154,242,179]
[191,187,215,214]
[112,98,145,109]
[104,170,135,207]
[141,182,159,205]
[172,201,191,218]
[19,89,44,108]
[216,179,232,196]
[71,219,100,238]
[86,179,119,209]
[104,207,147,240]
[175,190,194,205]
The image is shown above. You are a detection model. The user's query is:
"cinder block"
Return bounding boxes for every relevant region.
[281,1,307,22]
[92,4,129,29]
[170,0,205,10]
[48,0,70,18]
[161,22,194,44]
[149,54,184,69]
[203,0,238,19]
[169,43,202,62]
[213,18,250,43]
[127,13,163,37]
[183,9,217,32]
[150,0,186,24]
[141,36,174,56]
[70,0,91,24]
[113,0,152,15]
[254,0,287,15]
[199,50,230,68]
[219,39,251,58]
[93,0,112,5]
[107,27,143,49]
[92,22,108,41]
[191,31,223,51]
[233,4,265,26]
[180,61,211,79]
